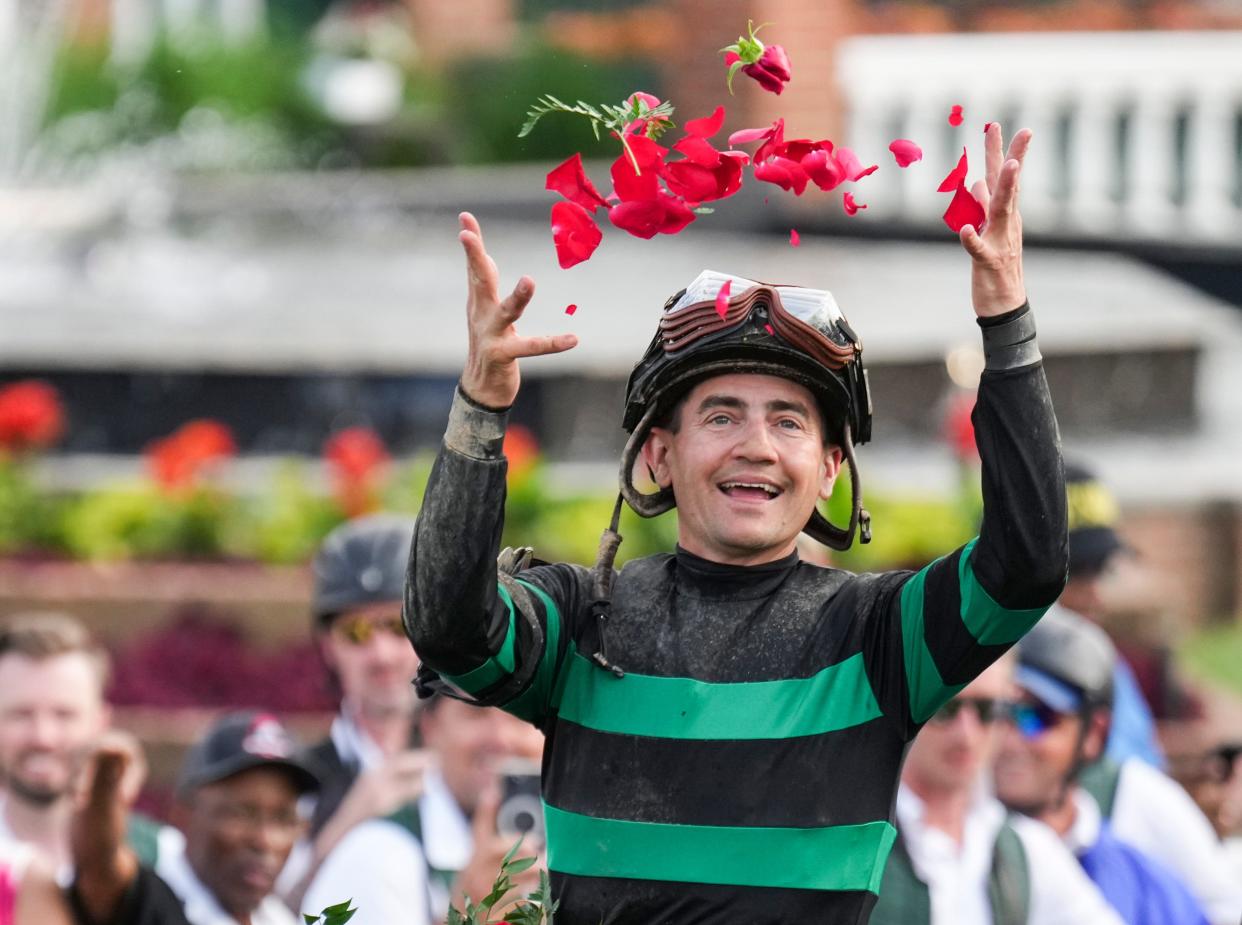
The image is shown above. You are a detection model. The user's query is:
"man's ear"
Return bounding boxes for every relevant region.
[818,446,845,501]
[1082,709,1111,764]
[640,429,674,489]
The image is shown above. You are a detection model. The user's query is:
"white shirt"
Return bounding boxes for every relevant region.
[155,829,299,925]
[301,767,469,925]
[0,795,71,886]
[1108,758,1242,925]
[895,784,1123,925]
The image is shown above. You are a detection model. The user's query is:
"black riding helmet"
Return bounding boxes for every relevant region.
[1016,605,1116,712]
[619,271,874,550]
[311,513,416,627]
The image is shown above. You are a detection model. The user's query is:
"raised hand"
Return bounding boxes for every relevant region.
[959,123,1032,318]
[458,212,578,409]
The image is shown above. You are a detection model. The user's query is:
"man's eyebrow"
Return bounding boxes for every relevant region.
[767,399,812,418]
[695,395,746,414]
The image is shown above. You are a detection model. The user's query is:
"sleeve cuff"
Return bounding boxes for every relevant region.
[444,384,508,460]
[977,302,1041,370]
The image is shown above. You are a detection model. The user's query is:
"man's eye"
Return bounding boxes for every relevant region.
[777,418,802,430]
[708,414,732,425]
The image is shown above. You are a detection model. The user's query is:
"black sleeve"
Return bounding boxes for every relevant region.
[864,304,1068,735]
[69,865,190,925]
[403,387,584,726]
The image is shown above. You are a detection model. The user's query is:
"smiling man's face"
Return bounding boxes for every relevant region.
[641,373,842,566]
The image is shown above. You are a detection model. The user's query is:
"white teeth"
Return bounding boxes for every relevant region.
[721,482,780,495]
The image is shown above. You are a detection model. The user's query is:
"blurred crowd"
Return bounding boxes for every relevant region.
[0,470,1240,925]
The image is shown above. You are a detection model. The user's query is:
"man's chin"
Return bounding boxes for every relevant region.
[7,775,68,807]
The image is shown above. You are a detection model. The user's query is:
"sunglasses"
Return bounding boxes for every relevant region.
[333,614,405,646]
[1010,699,1073,739]
[929,696,1014,726]
[660,272,860,374]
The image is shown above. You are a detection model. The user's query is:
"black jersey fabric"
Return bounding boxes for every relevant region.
[406,330,1067,924]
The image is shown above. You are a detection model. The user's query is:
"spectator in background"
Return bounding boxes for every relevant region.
[302,692,544,925]
[280,515,430,905]
[1059,463,1165,768]
[0,842,74,925]
[871,654,1121,925]
[70,711,319,925]
[0,614,118,879]
[996,609,1239,925]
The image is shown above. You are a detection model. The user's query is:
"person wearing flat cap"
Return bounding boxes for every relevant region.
[68,711,319,925]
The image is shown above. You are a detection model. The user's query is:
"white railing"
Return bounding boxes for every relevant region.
[838,32,1242,243]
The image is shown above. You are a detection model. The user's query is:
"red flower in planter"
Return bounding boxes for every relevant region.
[723,21,792,95]
[550,201,603,269]
[145,420,235,491]
[0,380,64,454]
[325,427,391,516]
[943,391,978,461]
[503,424,539,481]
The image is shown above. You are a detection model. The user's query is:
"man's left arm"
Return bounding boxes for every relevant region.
[890,125,1069,730]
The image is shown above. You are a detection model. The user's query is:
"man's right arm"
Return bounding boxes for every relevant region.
[403,212,577,717]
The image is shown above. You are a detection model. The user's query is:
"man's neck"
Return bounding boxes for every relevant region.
[2,790,72,870]
[345,700,413,758]
[1038,789,1078,837]
[904,775,973,845]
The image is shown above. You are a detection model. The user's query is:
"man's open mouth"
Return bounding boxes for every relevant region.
[719,481,783,501]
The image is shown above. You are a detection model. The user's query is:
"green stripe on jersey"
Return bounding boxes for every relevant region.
[440,583,519,695]
[503,580,565,725]
[957,539,1049,645]
[545,802,895,893]
[899,565,963,724]
[556,650,882,740]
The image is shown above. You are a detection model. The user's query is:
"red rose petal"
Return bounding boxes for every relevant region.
[724,51,741,66]
[715,279,732,320]
[608,193,697,239]
[611,148,661,203]
[674,135,723,168]
[888,139,923,168]
[843,192,866,216]
[546,153,609,212]
[662,161,719,202]
[565,303,577,315]
[754,157,809,195]
[550,201,602,269]
[764,323,775,336]
[937,148,969,193]
[942,181,985,232]
[949,104,964,127]
[790,229,800,247]
[685,105,726,139]
[802,149,844,191]
[655,194,697,235]
[983,121,995,134]
[835,147,878,182]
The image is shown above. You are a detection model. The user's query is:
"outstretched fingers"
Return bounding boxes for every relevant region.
[984,122,1004,194]
[1006,128,1033,168]
[987,159,1021,226]
[508,332,579,359]
[459,213,499,303]
[498,275,536,325]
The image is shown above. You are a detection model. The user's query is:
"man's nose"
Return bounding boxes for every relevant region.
[732,419,778,461]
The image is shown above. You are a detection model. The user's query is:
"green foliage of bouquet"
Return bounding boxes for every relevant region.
[447,843,558,925]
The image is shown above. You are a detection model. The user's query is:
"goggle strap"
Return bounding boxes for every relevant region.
[802,420,870,551]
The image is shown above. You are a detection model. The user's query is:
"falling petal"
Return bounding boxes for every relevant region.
[888,139,923,168]
[949,104,964,127]
[942,181,985,232]
[716,278,732,320]
[565,303,577,315]
[983,121,995,134]
[550,201,603,268]
[790,228,800,247]
[937,148,969,193]
[685,105,727,138]
[843,192,866,216]
[546,153,609,212]
[764,323,775,336]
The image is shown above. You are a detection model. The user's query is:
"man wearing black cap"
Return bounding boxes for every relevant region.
[1059,463,1163,769]
[303,515,426,838]
[68,711,319,925]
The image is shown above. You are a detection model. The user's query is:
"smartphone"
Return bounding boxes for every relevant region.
[496,758,544,844]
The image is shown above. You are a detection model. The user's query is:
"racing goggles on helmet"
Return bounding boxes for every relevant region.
[659,271,860,376]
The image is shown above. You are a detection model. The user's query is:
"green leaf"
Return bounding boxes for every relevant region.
[507,855,538,874]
